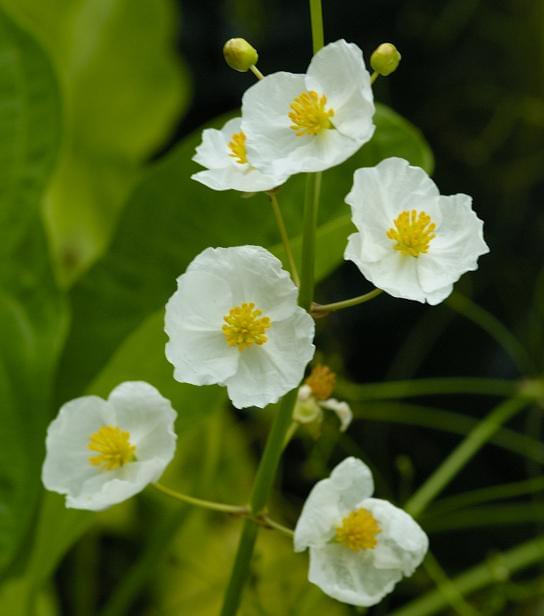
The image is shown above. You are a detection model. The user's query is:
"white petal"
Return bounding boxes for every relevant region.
[415,194,489,294]
[320,398,353,431]
[242,72,307,174]
[294,457,374,551]
[108,382,177,462]
[192,126,231,169]
[225,308,315,409]
[346,158,440,228]
[165,269,239,385]
[362,498,429,576]
[308,543,403,607]
[350,250,428,304]
[66,459,165,511]
[306,39,374,141]
[274,128,364,174]
[188,246,299,321]
[191,166,286,192]
[42,396,114,495]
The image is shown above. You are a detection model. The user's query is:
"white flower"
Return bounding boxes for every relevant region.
[345,157,489,305]
[42,382,177,511]
[294,364,352,431]
[241,39,375,176]
[294,457,428,607]
[191,117,289,192]
[164,245,315,409]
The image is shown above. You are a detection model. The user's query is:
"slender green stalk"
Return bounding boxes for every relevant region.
[335,376,521,401]
[153,482,246,514]
[220,520,259,616]
[342,400,544,464]
[249,65,264,80]
[267,191,300,286]
[262,515,295,537]
[298,172,321,310]
[370,71,379,84]
[248,389,299,513]
[447,292,534,375]
[312,288,382,316]
[405,397,528,518]
[427,475,544,518]
[219,389,299,615]
[309,0,324,53]
[423,552,479,616]
[220,5,325,613]
[390,536,544,616]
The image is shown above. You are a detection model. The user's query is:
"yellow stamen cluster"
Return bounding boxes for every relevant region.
[288,90,335,136]
[88,425,136,471]
[228,131,248,165]
[336,507,381,551]
[222,302,271,351]
[305,364,336,400]
[386,209,436,257]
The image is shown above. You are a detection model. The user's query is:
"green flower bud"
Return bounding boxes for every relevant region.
[223,38,259,72]
[370,43,401,76]
[294,398,323,425]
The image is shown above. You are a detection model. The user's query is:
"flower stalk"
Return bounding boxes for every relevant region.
[405,396,529,518]
[267,190,300,286]
[311,288,382,317]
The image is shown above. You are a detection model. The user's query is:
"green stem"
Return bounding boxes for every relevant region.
[267,191,300,286]
[427,475,544,518]
[342,400,544,465]
[335,376,521,401]
[249,65,264,80]
[423,552,479,616]
[370,70,379,84]
[312,288,382,316]
[390,536,544,616]
[219,389,298,616]
[220,520,259,616]
[405,397,528,518]
[309,0,324,53]
[261,515,295,537]
[298,172,321,310]
[220,6,324,612]
[153,483,246,515]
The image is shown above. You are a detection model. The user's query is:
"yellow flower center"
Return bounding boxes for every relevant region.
[228,131,248,165]
[336,507,381,551]
[288,90,335,136]
[386,209,436,257]
[88,425,136,471]
[222,302,271,351]
[305,364,336,400]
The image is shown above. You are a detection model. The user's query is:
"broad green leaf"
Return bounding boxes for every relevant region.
[57,103,432,402]
[0,8,66,577]
[0,4,61,256]
[0,0,190,283]
[0,224,68,576]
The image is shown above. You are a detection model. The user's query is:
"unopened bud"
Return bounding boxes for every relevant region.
[223,38,259,72]
[370,43,401,76]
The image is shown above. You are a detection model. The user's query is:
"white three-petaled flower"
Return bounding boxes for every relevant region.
[191,117,289,192]
[42,382,177,511]
[345,157,489,304]
[294,457,428,607]
[241,39,375,176]
[164,246,315,409]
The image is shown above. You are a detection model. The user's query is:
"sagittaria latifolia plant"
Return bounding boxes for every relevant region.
[39,2,542,614]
